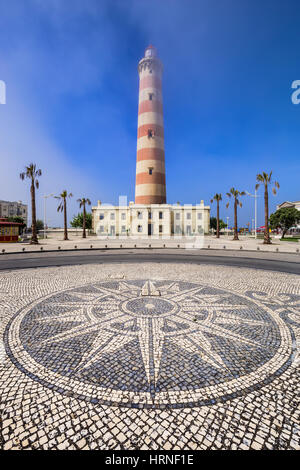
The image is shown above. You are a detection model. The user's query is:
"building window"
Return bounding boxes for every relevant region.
[186,225,191,235]
[148,212,152,219]
[149,93,154,101]
[121,213,126,220]
[186,213,191,220]
[137,211,143,219]
[198,226,203,234]
[121,225,126,232]
[197,213,202,220]
[175,225,181,234]
[138,225,143,233]
[149,69,152,74]
[147,129,154,139]
[148,167,153,175]
[175,212,180,220]
[99,226,104,233]
[159,211,163,219]
[110,213,115,220]
[99,213,104,220]
[159,225,163,233]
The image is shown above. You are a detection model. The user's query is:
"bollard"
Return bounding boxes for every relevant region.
[240,246,243,250]
[223,246,226,249]
[149,244,151,248]
[90,245,93,249]
[40,247,43,251]
[120,244,122,248]
[207,245,210,249]
[163,244,166,248]
[22,248,25,252]
[105,245,108,248]
[177,244,180,248]
[276,248,279,252]
[74,245,77,249]
[58,246,61,250]
[1,249,5,253]
[134,244,137,248]
[257,247,260,251]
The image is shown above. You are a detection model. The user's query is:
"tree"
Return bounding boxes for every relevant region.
[255,171,279,244]
[226,188,245,241]
[20,163,42,244]
[55,190,73,241]
[270,207,300,238]
[77,198,91,238]
[210,194,222,238]
[36,219,44,232]
[71,212,92,230]
[210,217,227,231]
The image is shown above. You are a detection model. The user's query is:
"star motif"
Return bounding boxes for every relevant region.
[30,280,271,398]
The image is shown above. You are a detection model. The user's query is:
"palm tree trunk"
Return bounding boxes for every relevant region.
[216,201,220,238]
[263,183,271,244]
[64,198,68,241]
[233,199,239,240]
[82,204,86,238]
[30,181,38,244]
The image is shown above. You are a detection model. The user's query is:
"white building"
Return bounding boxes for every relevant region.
[92,200,210,238]
[0,200,28,225]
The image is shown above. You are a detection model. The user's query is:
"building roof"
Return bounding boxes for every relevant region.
[277,200,300,208]
[0,218,23,226]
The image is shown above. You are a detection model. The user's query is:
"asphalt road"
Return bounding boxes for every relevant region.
[0,249,299,274]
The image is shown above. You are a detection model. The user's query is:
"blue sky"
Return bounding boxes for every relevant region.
[0,0,299,228]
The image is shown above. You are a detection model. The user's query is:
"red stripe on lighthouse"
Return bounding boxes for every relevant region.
[137,124,164,138]
[137,148,165,162]
[139,76,162,90]
[138,100,163,115]
[135,172,166,185]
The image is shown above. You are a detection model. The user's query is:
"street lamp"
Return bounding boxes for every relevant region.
[43,194,54,240]
[246,189,260,240]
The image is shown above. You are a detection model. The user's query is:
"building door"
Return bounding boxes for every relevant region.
[148,224,153,236]
[110,226,115,236]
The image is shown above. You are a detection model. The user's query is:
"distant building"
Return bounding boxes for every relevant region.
[0,200,28,225]
[276,200,300,233]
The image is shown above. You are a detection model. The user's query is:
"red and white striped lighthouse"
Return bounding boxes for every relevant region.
[135,45,166,205]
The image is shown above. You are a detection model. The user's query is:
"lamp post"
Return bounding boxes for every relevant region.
[226,216,229,237]
[43,194,54,240]
[246,189,260,240]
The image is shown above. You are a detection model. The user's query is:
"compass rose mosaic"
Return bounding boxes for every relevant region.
[5,279,293,408]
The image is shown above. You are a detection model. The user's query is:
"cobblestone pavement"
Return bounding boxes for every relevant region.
[0,263,299,450]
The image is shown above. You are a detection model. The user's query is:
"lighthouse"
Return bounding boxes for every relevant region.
[135,45,166,205]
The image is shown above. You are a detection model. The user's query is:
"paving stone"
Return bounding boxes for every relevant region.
[0,263,299,450]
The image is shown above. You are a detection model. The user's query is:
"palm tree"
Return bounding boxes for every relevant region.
[255,171,279,244]
[55,190,73,241]
[20,163,42,245]
[77,198,91,238]
[210,194,222,238]
[226,188,245,241]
